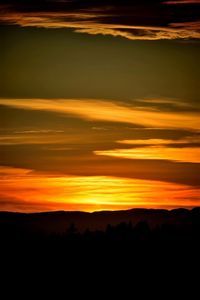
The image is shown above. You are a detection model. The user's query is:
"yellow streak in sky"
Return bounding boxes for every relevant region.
[0,166,199,212]
[95,146,200,163]
[118,139,178,145]
[0,99,200,131]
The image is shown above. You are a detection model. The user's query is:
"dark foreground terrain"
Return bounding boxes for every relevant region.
[1,207,200,232]
[1,207,200,290]
[1,207,200,254]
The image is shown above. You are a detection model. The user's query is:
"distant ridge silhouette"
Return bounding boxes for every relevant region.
[1,207,199,234]
[1,207,200,281]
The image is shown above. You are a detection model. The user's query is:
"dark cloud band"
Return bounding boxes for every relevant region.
[0,0,200,39]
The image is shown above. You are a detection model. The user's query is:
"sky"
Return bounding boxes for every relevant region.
[0,0,200,212]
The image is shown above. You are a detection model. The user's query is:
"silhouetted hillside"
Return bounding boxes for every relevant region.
[1,207,199,235]
[1,207,200,280]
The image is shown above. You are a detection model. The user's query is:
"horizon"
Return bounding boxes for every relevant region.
[0,205,199,214]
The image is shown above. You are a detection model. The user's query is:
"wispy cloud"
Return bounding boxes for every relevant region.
[0,166,199,212]
[136,98,194,109]
[0,0,200,40]
[14,130,64,134]
[0,98,199,131]
[95,136,200,163]
[1,99,200,190]
[95,146,200,163]
[74,25,200,40]
[118,136,200,146]
[0,166,32,177]
[0,132,68,145]
[165,1,200,4]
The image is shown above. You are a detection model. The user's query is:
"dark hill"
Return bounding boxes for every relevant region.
[0,207,199,234]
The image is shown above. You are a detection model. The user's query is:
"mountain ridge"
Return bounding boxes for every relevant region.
[0,207,199,234]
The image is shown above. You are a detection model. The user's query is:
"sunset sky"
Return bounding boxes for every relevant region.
[0,0,200,212]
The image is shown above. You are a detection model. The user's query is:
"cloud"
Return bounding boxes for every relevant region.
[0,0,200,40]
[95,146,200,163]
[136,98,194,109]
[75,25,200,40]
[118,136,200,146]
[95,136,200,163]
[0,98,199,131]
[14,130,64,134]
[1,142,200,187]
[0,165,199,212]
[0,132,69,145]
[1,99,199,190]
[0,166,32,177]
[165,1,200,4]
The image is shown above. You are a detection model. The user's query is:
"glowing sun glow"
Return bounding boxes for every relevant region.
[0,167,199,212]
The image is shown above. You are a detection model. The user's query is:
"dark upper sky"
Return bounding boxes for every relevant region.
[0,25,200,104]
[0,0,200,40]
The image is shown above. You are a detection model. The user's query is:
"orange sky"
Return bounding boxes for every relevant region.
[0,13,200,212]
[0,166,199,212]
[1,98,200,212]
